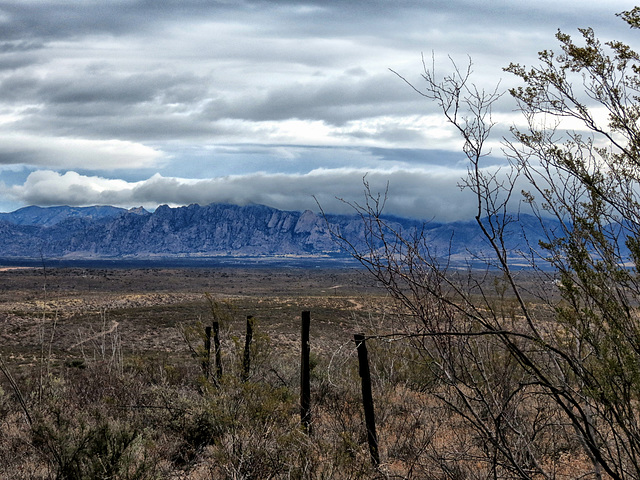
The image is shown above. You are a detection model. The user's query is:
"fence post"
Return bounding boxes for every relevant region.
[301,311,311,433]
[213,321,222,379]
[242,316,254,381]
[354,333,380,466]
[202,326,212,379]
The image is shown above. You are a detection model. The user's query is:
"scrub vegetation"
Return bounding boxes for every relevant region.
[5,7,640,479]
[0,266,612,479]
[329,7,640,479]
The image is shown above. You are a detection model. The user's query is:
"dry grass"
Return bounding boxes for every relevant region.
[0,266,604,479]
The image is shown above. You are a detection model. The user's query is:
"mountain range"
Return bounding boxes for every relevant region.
[0,203,555,265]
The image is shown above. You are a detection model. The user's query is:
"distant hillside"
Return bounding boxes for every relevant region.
[0,203,562,264]
[0,205,129,227]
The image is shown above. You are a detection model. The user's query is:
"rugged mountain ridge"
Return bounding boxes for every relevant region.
[0,205,127,227]
[0,203,556,262]
[0,203,368,258]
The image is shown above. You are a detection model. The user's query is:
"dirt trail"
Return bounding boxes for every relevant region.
[70,320,120,349]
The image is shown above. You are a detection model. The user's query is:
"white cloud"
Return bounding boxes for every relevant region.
[2,168,481,221]
[0,134,165,169]
[2,170,137,205]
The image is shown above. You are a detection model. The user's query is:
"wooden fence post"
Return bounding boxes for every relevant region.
[212,321,222,379]
[301,311,311,433]
[242,316,254,381]
[354,333,380,467]
[202,326,212,379]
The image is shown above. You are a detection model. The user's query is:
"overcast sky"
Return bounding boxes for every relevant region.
[0,0,634,220]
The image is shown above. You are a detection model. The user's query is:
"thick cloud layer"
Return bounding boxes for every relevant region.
[0,1,634,219]
[1,168,481,220]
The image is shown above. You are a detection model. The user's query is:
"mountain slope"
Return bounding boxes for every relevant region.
[0,205,131,227]
[0,203,561,262]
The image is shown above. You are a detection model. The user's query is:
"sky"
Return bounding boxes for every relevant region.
[0,0,635,220]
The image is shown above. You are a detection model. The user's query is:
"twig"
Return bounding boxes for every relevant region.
[0,356,32,425]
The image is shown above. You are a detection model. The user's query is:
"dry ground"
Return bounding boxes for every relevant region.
[0,265,390,369]
[0,265,606,479]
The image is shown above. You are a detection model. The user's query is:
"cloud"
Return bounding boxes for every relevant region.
[0,134,165,169]
[1,170,135,206]
[0,1,634,216]
[2,168,481,221]
[201,71,419,125]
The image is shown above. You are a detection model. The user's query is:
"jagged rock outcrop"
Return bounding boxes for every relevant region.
[0,203,564,263]
[0,203,378,258]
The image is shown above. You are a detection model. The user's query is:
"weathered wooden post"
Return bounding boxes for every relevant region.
[202,326,212,379]
[300,311,311,433]
[354,333,380,466]
[242,316,254,381]
[213,321,222,379]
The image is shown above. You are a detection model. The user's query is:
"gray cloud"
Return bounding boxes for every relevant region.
[0,2,240,41]
[2,168,480,221]
[0,0,633,216]
[202,71,419,125]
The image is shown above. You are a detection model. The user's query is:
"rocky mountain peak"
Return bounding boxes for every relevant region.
[0,203,566,266]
